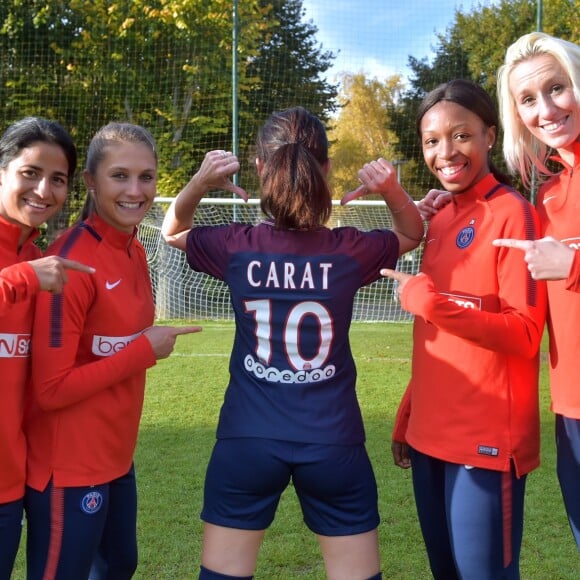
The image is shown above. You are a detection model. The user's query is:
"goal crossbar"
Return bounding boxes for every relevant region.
[140,198,421,322]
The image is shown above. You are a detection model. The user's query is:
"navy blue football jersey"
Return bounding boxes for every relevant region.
[186,220,399,444]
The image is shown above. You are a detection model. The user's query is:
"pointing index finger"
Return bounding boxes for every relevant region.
[492,238,534,252]
[173,326,203,335]
[60,258,96,274]
[380,268,403,281]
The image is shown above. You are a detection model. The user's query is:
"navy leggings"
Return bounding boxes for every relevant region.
[555,414,580,551]
[0,498,23,580]
[409,448,526,580]
[25,466,137,580]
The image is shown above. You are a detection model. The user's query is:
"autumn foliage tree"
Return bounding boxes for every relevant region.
[328,73,412,197]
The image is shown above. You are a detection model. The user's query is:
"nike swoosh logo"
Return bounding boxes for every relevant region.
[105,280,122,290]
[426,238,436,244]
[543,195,558,204]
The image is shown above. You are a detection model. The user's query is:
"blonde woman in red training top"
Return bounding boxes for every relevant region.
[494,32,580,551]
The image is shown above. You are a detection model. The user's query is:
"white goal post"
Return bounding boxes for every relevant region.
[138,198,422,322]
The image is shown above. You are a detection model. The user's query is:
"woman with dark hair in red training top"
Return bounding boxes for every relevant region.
[382,80,547,579]
[0,117,92,580]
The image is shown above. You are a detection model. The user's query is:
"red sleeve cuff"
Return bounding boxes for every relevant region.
[392,386,411,442]
[133,334,158,370]
[0,261,40,304]
[565,250,580,293]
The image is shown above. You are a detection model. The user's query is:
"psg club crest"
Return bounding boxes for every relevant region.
[456,226,475,249]
[81,491,104,514]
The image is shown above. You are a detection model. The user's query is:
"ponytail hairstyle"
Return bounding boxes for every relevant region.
[257,106,332,230]
[81,122,157,220]
[417,79,513,187]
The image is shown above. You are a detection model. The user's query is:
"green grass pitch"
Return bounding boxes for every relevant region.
[14,321,580,578]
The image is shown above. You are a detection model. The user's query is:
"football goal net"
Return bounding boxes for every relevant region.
[139,198,422,323]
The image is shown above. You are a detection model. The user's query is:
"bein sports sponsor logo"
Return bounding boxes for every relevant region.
[244,354,336,384]
[440,292,482,310]
[0,333,31,358]
[92,331,142,357]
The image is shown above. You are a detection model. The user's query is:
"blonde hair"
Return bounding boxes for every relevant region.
[497,32,580,188]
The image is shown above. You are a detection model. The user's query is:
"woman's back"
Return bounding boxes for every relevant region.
[187,220,399,444]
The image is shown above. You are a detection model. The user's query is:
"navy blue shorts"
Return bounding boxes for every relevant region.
[201,438,379,536]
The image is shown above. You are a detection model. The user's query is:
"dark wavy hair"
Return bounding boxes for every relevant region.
[0,116,77,185]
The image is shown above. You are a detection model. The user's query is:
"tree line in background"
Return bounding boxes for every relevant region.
[0,0,577,238]
[0,0,337,237]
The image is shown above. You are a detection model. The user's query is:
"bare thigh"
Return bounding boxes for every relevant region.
[201,522,266,577]
[317,528,380,580]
